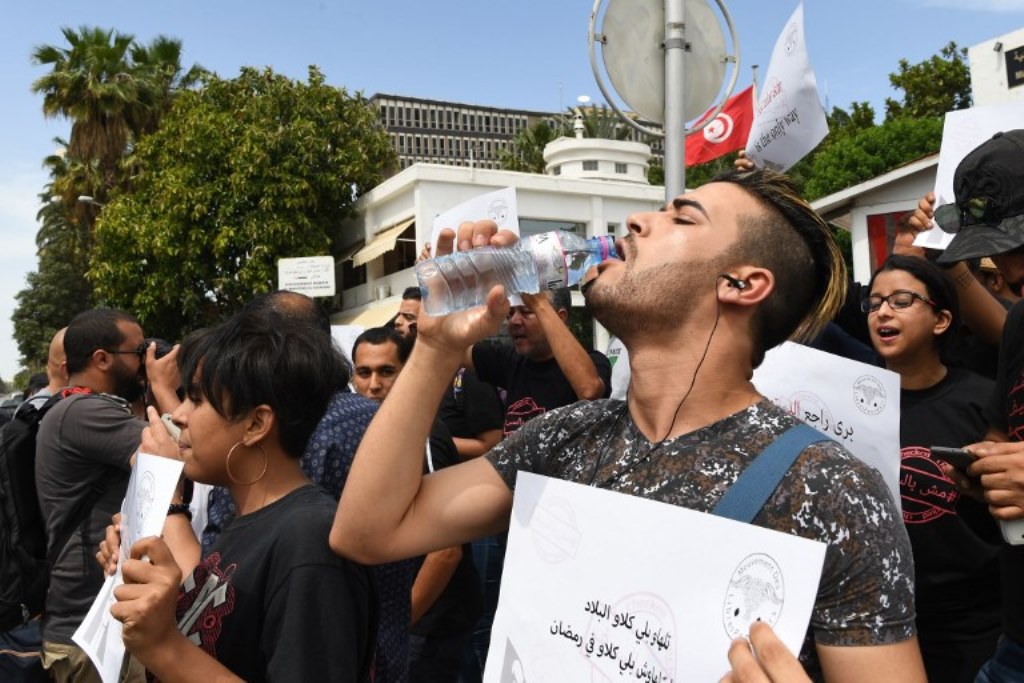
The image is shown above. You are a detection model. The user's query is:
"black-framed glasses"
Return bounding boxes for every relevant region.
[860,290,937,314]
[100,342,148,360]
[935,196,1005,232]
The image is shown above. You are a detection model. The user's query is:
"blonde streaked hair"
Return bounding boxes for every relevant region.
[712,169,847,366]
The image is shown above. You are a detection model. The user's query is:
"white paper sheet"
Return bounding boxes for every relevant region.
[484,472,826,682]
[914,99,1024,251]
[743,3,829,172]
[753,342,902,510]
[73,453,184,683]
[429,186,520,253]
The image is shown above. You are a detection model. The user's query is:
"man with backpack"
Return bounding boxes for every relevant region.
[33,309,178,683]
[0,327,70,681]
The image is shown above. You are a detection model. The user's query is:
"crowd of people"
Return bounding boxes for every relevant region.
[7,129,1024,683]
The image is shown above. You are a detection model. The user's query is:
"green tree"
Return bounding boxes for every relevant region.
[12,182,93,370]
[15,28,202,371]
[566,104,633,141]
[89,67,395,342]
[501,104,637,174]
[128,36,206,139]
[802,116,943,200]
[885,42,971,120]
[500,120,558,173]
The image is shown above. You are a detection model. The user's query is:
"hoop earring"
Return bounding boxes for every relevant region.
[225,441,269,486]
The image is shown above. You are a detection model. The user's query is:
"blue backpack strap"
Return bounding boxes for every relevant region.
[712,423,830,523]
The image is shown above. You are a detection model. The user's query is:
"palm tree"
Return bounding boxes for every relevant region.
[129,35,206,137]
[31,26,139,192]
[567,104,632,141]
[500,120,560,173]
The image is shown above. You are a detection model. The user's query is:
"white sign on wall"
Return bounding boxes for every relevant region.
[278,255,336,297]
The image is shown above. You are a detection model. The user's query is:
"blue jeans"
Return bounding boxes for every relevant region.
[460,534,505,679]
[977,638,1024,683]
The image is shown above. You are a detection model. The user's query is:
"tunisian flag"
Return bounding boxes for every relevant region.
[685,85,754,167]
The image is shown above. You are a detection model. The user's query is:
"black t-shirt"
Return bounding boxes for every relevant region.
[413,421,483,638]
[437,368,504,441]
[985,299,1024,646]
[473,343,612,435]
[177,485,376,682]
[899,367,1001,648]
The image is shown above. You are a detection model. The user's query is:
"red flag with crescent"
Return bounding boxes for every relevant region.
[684,85,754,167]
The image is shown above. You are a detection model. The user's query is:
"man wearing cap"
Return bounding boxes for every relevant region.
[911,129,1024,682]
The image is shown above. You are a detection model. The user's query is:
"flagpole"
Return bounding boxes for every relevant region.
[663,0,686,201]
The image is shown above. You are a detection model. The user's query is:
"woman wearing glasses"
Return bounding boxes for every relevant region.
[864,254,1001,683]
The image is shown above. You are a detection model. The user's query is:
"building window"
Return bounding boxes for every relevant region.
[381,224,418,276]
[583,160,599,171]
[552,165,561,175]
[341,259,367,288]
[615,163,627,174]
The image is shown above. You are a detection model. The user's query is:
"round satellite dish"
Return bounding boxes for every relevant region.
[601,0,727,124]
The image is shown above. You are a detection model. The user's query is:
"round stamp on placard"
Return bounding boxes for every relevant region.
[530,496,582,564]
[853,374,886,415]
[722,553,785,639]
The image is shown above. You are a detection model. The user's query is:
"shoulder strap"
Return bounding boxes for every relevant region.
[36,391,114,566]
[711,423,829,524]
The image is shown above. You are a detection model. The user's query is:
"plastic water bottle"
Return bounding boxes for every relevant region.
[416,231,619,316]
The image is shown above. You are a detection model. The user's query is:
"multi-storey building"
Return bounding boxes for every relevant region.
[368,93,664,172]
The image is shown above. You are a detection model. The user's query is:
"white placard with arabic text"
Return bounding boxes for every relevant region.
[753,342,901,510]
[73,453,184,683]
[485,472,826,682]
[913,99,1024,251]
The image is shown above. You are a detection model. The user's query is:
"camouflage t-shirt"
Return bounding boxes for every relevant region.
[486,398,916,673]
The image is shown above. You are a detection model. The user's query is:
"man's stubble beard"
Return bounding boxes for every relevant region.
[585,260,714,343]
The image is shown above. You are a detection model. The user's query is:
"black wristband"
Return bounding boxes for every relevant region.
[180,477,194,506]
[167,503,193,522]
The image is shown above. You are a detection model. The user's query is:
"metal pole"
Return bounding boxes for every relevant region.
[663,0,686,201]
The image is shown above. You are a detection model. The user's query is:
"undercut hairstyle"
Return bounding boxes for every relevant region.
[177,310,348,459]
[548,287,572,317]
[401,286,423,301]
[64,308,140,375]
[711,169,847,367]
[352,327,412,366]
[868,254,960,358]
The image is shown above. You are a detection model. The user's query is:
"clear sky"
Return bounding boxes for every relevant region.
[1,0,1022,383]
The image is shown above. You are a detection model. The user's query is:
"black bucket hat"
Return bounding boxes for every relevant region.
[936,130,1024,264]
